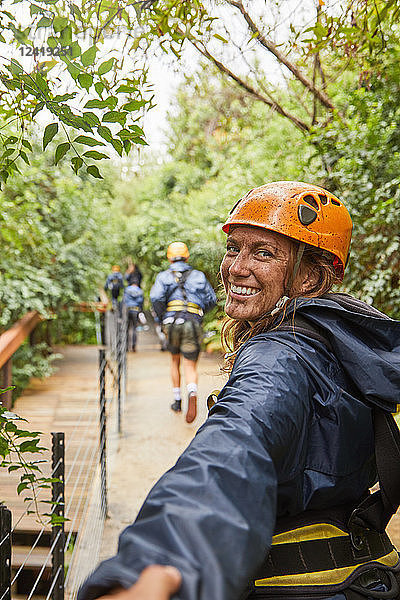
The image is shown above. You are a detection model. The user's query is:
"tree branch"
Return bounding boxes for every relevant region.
[180,30,310,133]
[226,0,336,112]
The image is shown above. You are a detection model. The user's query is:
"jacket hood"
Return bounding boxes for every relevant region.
[168,260,191,272]
[285,293,400,412]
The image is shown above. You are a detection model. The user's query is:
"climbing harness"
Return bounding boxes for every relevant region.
[209,304,400,599]
[247,310,400,598]
[167,300,203,317]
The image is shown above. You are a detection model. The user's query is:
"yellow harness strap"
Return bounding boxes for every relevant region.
[167,301,203,316]
[254,523,399,588]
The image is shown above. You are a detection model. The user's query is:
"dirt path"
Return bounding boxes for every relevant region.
[98,325,226,561]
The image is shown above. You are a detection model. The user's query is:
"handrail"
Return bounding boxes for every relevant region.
[0,311,42,370]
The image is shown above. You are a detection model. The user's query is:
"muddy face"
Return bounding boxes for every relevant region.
[220,225,292,322]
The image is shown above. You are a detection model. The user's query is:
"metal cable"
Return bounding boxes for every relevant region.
[26,528,62,600]
[64,441,100,553]
[44,564,63,600]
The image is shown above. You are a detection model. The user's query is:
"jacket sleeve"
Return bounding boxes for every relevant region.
[78,337,313,600]
[150,274,168,321]
[200,274,216,313]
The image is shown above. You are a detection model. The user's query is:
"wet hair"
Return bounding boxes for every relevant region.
[221,242,339,373]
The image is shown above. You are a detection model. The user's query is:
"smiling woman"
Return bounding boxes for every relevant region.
[220,181,350,368]
[78,181,400,600]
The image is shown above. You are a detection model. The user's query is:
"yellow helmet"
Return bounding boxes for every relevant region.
[111,265,121,272]
[167,242,189,262]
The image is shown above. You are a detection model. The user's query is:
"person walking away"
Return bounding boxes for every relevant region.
[78,182,400,600]
[125,261,143,287]
[123,282,145,352]
[104,265,125,311]
[150,242,216,423]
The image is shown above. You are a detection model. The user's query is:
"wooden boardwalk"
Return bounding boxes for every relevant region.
[1,334,400,596]
[0,345,103,535]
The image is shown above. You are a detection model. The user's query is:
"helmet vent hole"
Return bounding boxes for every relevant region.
[298,205,318,226]
[303,195,319,210]
[319,194,328,205]
[331,198,340,206]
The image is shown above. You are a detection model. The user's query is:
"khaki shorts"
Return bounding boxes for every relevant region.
[163,319,203,361]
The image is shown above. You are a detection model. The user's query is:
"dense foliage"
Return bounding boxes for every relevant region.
[0,142,131,399]
[313,54,400,317]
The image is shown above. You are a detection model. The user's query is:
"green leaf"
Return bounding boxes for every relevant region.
[78,73,93,90]
[47,36,57,48]
[111,138,123,156]
[69,41,81,58]
[122,100,145,112]
[17,482,29,494]
[82,112,100,126]
[97,125,112,142]
[71,156,83,173]
[8,60,23,75]
[73,135,104,146]
[95,81,104,97]
[102,111,127,125]
[43,122,58,150]
[19,151,30,164]
[67,62,80,79]
[53,16,68,32]
[30,3,43,15]
[128,124,145,136]
[87,165,103,178]
[84,99,109,109]
[21,139,32,151]
[53,93,76,102]
[81,45,97,67]
[59,25,72,46]
[55,142,70,164]
[116,84,138,93]
[98,58,114,76]
[83,150,109,159]
[2,148,16,158]
[37,16,52,28]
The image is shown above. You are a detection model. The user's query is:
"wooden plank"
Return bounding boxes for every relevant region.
[0,311,42,368]
[0,346,103,537]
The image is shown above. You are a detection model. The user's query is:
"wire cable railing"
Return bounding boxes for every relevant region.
[0,307,128,600]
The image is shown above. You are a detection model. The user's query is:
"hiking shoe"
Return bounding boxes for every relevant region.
[170,400,182,413]
[185,392,197,424]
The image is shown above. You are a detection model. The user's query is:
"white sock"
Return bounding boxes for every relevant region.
[173,387,181,401]
[187,383,197,397]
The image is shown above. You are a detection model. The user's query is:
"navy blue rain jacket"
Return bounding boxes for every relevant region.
[78,294,400,600]
[104,272,124,292]
[123,285,144,310]
[150,261,216,322]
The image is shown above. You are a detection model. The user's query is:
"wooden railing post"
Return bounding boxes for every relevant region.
[51,432,65,600]
[0,503,12,600]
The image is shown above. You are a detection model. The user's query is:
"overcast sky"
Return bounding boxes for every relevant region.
[0,0,334,157]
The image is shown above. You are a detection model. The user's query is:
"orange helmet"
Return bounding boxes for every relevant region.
[167,242,189,262]
[222,181,352,280]
[111,265,121,272]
